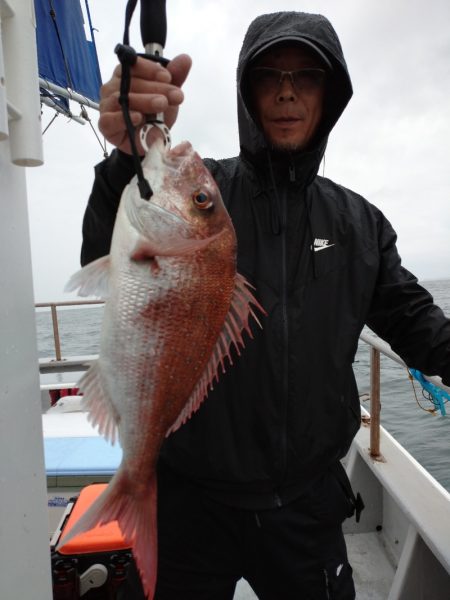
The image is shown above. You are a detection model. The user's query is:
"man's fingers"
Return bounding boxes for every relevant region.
[124,54,191,87]
[98,54,191,153]
[99,110,143,138]
[98,110,147,155]
[100,55,190,105]
[167,54,192,88]
[104,79,182,99]
[100,89,183,116]
[110,57,171,81]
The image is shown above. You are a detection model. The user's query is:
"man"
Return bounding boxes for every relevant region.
[83,12,450,599]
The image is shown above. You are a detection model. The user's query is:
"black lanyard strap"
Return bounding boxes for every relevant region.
[113,0,169,200]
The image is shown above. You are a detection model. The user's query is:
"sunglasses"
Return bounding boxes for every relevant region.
[249,67,327,94]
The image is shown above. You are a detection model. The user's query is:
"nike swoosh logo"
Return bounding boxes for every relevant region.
[314,244,335,252]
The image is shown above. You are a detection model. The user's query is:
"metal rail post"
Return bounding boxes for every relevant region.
[370,347,381,458]
[50,303,62,361]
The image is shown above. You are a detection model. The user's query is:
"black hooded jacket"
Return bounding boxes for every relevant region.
[81,12,450,509]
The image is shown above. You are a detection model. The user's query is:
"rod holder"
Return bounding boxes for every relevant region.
[2,0,43,166]
[0,16,9,141]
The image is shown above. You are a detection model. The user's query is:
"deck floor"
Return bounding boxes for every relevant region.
[233,532,395,599]
[42,396,396,599]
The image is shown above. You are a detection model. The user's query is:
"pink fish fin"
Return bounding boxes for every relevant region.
[64,255,111,299]
[78,362,119,446]
[166,272,266,435]
[131,231,222,260]
[131,473,158,599]
[57,469,158,600]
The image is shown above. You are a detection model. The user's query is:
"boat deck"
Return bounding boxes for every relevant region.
[233,532,394,599]
[42,378,450,599]
[43,404,396,599]
[346,532,395,598]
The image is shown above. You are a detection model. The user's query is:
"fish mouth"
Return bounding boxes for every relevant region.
[168,141,193,158]
[161,141,195,171]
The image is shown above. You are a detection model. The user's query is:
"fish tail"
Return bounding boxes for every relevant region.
[130,475,158,599]
[57,468,158,599]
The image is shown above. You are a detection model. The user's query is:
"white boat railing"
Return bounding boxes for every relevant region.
[36,300,104,361]
[37,302,450,461]
[359,331,450,458]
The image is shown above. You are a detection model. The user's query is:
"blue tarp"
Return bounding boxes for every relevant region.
[45,437,122,477]
[35,0,102,103]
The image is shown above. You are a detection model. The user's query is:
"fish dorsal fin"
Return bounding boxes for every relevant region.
[166,273,265,436]
[65,255,111,299]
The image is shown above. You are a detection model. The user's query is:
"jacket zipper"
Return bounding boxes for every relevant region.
[275,165,295,497]
[324,568,331,599]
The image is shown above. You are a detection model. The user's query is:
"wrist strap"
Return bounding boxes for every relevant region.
[113,0,152,200]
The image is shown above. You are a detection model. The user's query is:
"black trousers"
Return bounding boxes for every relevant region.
[121,464,356,600]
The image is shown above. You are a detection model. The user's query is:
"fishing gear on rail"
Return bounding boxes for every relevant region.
[115,0,171,200]
[408,368,449,416]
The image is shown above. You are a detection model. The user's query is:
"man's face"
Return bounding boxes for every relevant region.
[250,45,326,152]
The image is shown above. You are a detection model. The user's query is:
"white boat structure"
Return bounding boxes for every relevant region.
[0,1,449,598]
[39,308,450,600]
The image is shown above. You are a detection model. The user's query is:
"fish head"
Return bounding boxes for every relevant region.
[125,140,235,257]
[163,140,232,235]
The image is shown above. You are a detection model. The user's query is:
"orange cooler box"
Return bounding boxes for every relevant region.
[51,484,142,599]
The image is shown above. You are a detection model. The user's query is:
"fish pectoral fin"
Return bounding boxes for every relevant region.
[78,362,120,446]
[65,255,111,299]
[131,231,222,260]
[130,237,158,262]
[166,272,266,435]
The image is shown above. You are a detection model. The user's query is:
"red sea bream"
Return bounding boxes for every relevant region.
[60,138,264,598]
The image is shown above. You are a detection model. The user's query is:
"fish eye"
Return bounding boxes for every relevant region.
[192,190,213,210]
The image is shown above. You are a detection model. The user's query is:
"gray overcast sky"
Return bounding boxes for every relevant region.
[26,0,450,302]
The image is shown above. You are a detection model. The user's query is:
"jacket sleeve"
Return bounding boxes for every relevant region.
[366,212,450,386]
[80,149,136,266]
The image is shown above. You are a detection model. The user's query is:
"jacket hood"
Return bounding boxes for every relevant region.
[237,12,353,173]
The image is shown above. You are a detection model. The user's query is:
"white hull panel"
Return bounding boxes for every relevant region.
[42,405,450,599]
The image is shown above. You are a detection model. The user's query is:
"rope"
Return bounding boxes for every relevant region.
[42,111,59,135]
[407,369,436,415]
[115,43,152,199]
[407,369,449,415]
[43,1,108,157]
[79,106,109,158]
[113,0,154,200]
[48,0,74,90]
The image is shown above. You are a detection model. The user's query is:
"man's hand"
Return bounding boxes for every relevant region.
[98,53,192,155]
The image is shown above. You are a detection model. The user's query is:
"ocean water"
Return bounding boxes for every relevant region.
[35,279,450,491]
[354,278,450,493]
